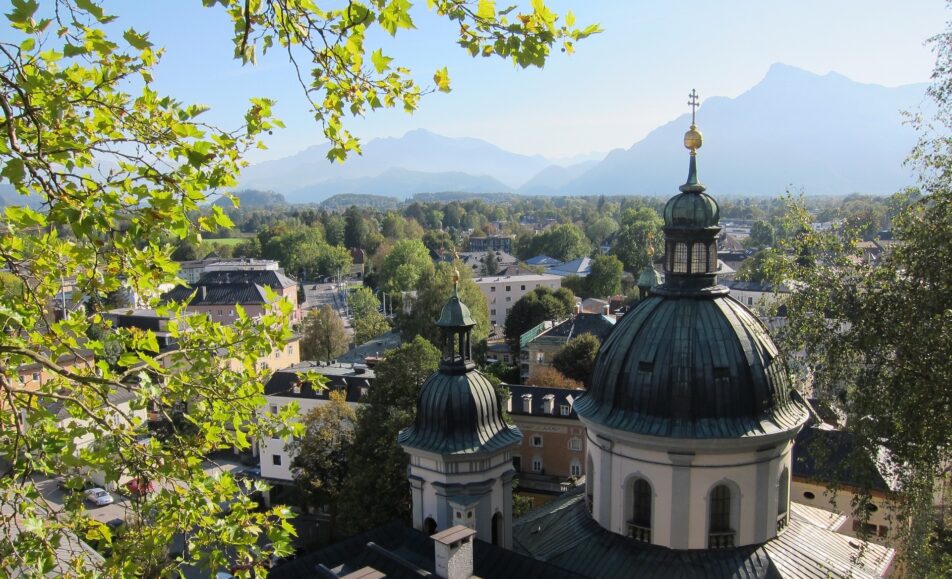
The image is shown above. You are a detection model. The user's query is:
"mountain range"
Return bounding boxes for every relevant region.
[239,63,927,201]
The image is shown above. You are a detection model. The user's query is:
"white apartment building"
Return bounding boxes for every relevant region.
[473,273,562,327]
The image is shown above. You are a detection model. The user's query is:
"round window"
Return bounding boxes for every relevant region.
[803,491,815,500]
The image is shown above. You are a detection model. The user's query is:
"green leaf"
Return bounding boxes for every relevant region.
[6,0,38,29]
[371,48,392,74]
[20,37,34,52]
[477,0,496,20]
[433,67,451,93]
[123,28,153,50]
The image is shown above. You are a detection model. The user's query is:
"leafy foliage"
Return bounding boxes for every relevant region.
[526,365,583,390]
[378,238,434,292]
[301,305,351,362]
[517,223,590,261]
[611,207,664,272]
[585,254,623,298]
[337,336,440,534]
[552,333,600,387]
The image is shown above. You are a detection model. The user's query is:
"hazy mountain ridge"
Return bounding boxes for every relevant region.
[554,64,927,196]
[240,129,550,200]
[284,167,511,203]
[238,64,928,200]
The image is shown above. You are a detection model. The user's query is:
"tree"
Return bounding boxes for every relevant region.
[348,287,390,344]
[611,207,664,272]
[585,216,619,247]
[288,390,355,541]
[337,337,440,534]
[520,223,590,261]
[379,239,435,293]
[394,262,490,347]
[484,250,500,275]
[526,366,584,390]
[553,334,601,387]
[504,287,576,351]
[422,229,455,254]
[0,0,595,573]
[747,220,775,248]
[764,23,952,573]
[735,249,775,283]
[301,305,350,362]
[586,254,623,298]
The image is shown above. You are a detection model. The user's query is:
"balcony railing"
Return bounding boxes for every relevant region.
[627,522,651,544]
[777,512,789,532]
[708,530,735,549]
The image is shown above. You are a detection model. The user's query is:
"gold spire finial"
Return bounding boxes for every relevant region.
[684,89,703,155]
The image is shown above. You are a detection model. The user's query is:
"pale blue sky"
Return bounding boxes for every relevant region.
[105,1,947,162]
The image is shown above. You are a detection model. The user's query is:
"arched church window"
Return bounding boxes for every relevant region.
[673,243,689,273]
[628,478,652,543]
[691,242,707,273]
[709,484,735,548]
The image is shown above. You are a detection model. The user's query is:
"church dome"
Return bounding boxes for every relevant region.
[399,370,521,454]
[663,189,720,229]
[576,102,807,440]
[574,294,807,438]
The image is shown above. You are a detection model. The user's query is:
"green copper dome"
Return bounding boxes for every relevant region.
[436,286,476,328]
[574,295,808,438]
[662,156,720,230]
[399,370,521,454]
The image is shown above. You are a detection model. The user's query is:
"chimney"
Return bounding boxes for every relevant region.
[521,394,532,414]
[543,394,555,414]
[603,304,610,315]
[432,526,476,579]
[199,286,207,300]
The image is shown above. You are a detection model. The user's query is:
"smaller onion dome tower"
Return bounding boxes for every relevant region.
[399,268,522,548]
[575,90,809,551]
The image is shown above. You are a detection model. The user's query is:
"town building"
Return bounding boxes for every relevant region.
[525,255,563,268]
[178,255,280,285]
[260,361,374,482]
[437,250,519,275]
[506,385,586,501]
[467,234,514,253]
[163,269,301,324]
[520,313,615,381]
[474,273,562,327]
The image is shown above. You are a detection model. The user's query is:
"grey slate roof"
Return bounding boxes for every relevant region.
[264,361,373,403]
[512,488,894,579]
[398,370,521,455]
[792,427,893,492]
[196,269,297,289]
[163,283,270,306]
[270,520,582,579]
[576,294,809,438]
[526,255,563,266]
[546,257,593,277]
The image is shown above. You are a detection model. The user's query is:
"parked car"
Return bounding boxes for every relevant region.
[84,488,114,506]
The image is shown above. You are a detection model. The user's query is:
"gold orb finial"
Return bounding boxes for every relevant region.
[452,248,461,285]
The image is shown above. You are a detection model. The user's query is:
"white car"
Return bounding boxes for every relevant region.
[84,488,114,506]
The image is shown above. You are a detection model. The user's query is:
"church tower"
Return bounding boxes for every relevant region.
[399,270,522,548]
[574,90,810,550]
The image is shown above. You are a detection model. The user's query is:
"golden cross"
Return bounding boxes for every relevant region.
[687,89,699,125]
